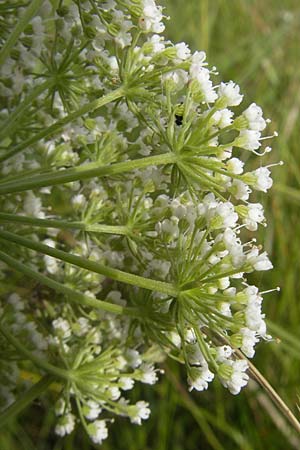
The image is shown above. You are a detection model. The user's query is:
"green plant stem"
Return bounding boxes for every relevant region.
[0,323,71,380]
[0,375,53,429]
[0,250,139,316]
[0,230,178,296]
[0,79,54,141]
[0,0,44,67]
[0,212,129,236]
[0,86,125,163]
[0,152,176,194]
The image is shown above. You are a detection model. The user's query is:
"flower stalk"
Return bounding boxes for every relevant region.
[0,249,139,316]
[0,230,178,296]
[0,153,176,194]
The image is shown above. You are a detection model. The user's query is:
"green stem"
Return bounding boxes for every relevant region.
[0,0,44,67]
[0,250,138,316]
[0,152,176,194]
[0,375,53,429]
[0,79,54,141]
[0,212,129,236]
[0,322,71,380]
[0,87,125,163]
[0,230,178,296]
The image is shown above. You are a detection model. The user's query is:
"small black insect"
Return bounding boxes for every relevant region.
[174,103,184,126]
[175,113,183,126]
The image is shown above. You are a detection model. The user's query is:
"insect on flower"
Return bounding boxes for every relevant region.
[174,103,184,126]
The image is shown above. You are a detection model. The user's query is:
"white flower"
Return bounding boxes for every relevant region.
[71,194,86,209]
[140,363,158,384]
[211,108,234,128]
[187,366,214,392]
[191,67,218,103]
[218,277,230,290]
[219,302,232,317]
[243,286,267,335]
[226,157,244,174]
[55,413,76,436]
[191,50,206,67]
[251,167,273,192]
[159,216,179,239]
[120,377,135,390]
[218,81,243,107]
[73,317,91,337]
[215,345,233,362]
[185,328,197,343]
[131,401,151,425]
[235,129,261,151]
[162,69,188,90]
[230,179,251,201]
[243,103,266,131]
[43,238,59,274]
[44,254,59,274]
[247,248,273,271]
[229,360,249,394]
[109,386,121,400]
[220,360,249,395]
[87,420,108,445]
[210,202,239,228]
[23,191,44,218]
[175,42,191,60]
[84,400,102,420]
[139,0,165,33]
[243,203,265,231]
[126,349,142,368]
[148,34,165,53]
[52,318,71,339]
[240,327,259,358]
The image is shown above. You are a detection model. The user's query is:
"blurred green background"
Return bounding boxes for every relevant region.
[2,0,300,448]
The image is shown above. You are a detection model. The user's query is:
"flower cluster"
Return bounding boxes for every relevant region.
[0,0,278,443]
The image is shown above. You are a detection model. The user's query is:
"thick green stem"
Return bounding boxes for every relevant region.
[0,212,129,236]
[0,0,44,67]
[0,230,178,296]
[0,250,139,316]
[0,79,54,141]
[0,375,53,429]
[0,323,71,380]
[0,87,125,163]
[0,152,176,194]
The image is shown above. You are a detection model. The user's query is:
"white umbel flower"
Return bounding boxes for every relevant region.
[175,42,191,60]
[131,401,151,425]
[247,249,273,271]
[187,366,214,392]
[52,318,71,339]
[243,103,266,131]
[139,0,165,33]
[236,129,261,151]
[55,413,76,436]
[218,81,243,107]
[84,400,102,420]
[240,327,259,358]
[251,167,273,192]
[243,203,265,231]
[87,420,108,445]
[220,360,249,395]
[226,157,244,174]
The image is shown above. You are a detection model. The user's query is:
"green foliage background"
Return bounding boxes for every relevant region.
[2,1,300,448]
